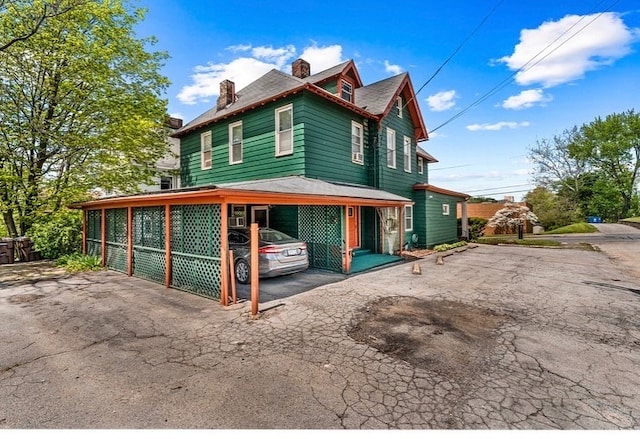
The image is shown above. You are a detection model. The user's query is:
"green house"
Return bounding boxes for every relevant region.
[172,59,469,273]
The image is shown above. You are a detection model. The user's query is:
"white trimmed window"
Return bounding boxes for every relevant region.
[403,136,411,173]
[397,96,403,118]
[275,104,293,156]
[200,131,212,170]
[386,128,396,168]
[442,204,450,216]
[418,156,424,174]
[341,80,353,102]
[229,121,243,164]
[404,205,413,231]
[351,121,363,164]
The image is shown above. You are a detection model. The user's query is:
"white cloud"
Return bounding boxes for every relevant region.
[251,45,296,68]
[466,121,530,131]
[426,90,457,112]
[498,12,638,87]
[299,44,344,73]
[384,60,403,75]
[177,43,344,105]
[502,89,553,110]
[178,57,279,105]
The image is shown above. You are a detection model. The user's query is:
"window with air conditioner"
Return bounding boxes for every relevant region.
[351,121,363,164]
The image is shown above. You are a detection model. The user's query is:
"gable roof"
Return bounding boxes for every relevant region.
[173,59,428,141]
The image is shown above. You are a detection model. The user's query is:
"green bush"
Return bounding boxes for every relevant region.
[56,253,103,273]
[29,209,82,259]
[433,241,468,252]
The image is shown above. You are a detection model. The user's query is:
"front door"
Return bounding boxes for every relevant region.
[347,206,360,249]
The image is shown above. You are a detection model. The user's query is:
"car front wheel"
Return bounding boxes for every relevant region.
[235,259,250,284]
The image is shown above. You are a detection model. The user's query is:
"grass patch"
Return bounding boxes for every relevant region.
[56,253,103,273]
[622,217,640,223]
[476,237,563,247]
[544,222,598,234]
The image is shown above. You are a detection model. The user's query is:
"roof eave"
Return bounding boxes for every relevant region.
[413,184,470,200]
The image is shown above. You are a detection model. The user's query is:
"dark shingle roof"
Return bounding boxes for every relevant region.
[302,60,352,84]
[355,73,407,115]
[175,69,305,135]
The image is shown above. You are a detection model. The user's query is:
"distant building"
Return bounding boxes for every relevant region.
[137,117,182,192]
[457,197,534,235]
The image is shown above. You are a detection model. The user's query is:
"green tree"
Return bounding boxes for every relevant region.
[0,0,170,236]
[524,186,581,230]
[0,1,83,52]
[569,110,640,220]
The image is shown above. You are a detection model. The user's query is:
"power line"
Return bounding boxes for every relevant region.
[403,0,504,110]
[466,183,532,193]
[430,0,620,133]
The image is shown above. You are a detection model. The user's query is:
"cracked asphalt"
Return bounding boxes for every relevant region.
[1,223,639,429]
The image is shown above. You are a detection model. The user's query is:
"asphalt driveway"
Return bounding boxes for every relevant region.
[1,224,639,429]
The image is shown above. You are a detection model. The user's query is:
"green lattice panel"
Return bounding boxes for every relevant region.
[133,207,165,250]
[106,208,127,244]
[106,244,127,273]
[133,248,166,284]
[171,254,221,300]
[170,204,221,257]
[86,210,101,240]
[87,239,101,257]
[298,206,344,272]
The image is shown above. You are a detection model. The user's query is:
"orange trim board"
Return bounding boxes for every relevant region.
[69,188,412,210]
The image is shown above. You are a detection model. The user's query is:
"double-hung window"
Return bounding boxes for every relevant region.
[403,136,411,173]
[404,205,413,231]
[229,121,243,164]
[418,157,424,174]
[275,104,293,156]
[386,128,396,168]
[351,121,363,164]
[341,80,353,102]
[201,131,212,170]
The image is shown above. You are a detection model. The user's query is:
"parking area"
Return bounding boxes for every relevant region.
[1,233,639,429]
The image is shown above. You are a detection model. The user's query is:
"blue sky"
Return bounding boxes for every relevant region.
[136,0,640,201]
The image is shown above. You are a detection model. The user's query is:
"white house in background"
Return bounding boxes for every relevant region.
[137,117,182,192]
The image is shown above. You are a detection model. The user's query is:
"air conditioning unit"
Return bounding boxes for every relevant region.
[228,216,245,228]
[352,152,363,162]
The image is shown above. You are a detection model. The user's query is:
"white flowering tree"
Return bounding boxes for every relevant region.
[487,203,539,236]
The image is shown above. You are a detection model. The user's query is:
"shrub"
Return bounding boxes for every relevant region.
[29,209,82,259]
[56,253,103,273]
[433,241,468,252]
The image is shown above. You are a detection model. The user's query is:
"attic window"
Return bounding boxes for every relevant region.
[341,80,353,102]
[397,96,403,118]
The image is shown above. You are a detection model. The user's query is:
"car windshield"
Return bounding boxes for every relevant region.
[259,229,295,243]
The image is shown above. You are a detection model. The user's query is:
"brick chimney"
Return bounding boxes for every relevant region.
[292,59,310,79]
[217,79,235,110]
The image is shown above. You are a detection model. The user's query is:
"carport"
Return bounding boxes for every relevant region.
[71,176,411,311]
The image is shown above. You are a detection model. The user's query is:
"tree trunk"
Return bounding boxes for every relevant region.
[2,210,18,237]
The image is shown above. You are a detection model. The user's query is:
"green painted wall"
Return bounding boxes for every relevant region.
[376,113,421,200]
[301,93,372,186]
[412,191,428,249]
[270,206,299,237]
[180,96,306,187]
[425,191,459,247]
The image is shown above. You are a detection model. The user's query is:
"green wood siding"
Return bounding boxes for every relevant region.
[376,114,421,200]
[180,96,306,187]
[412,193,428,249]
[425,192,459,247]
[301,93,372,186]
[270,206,299,237]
